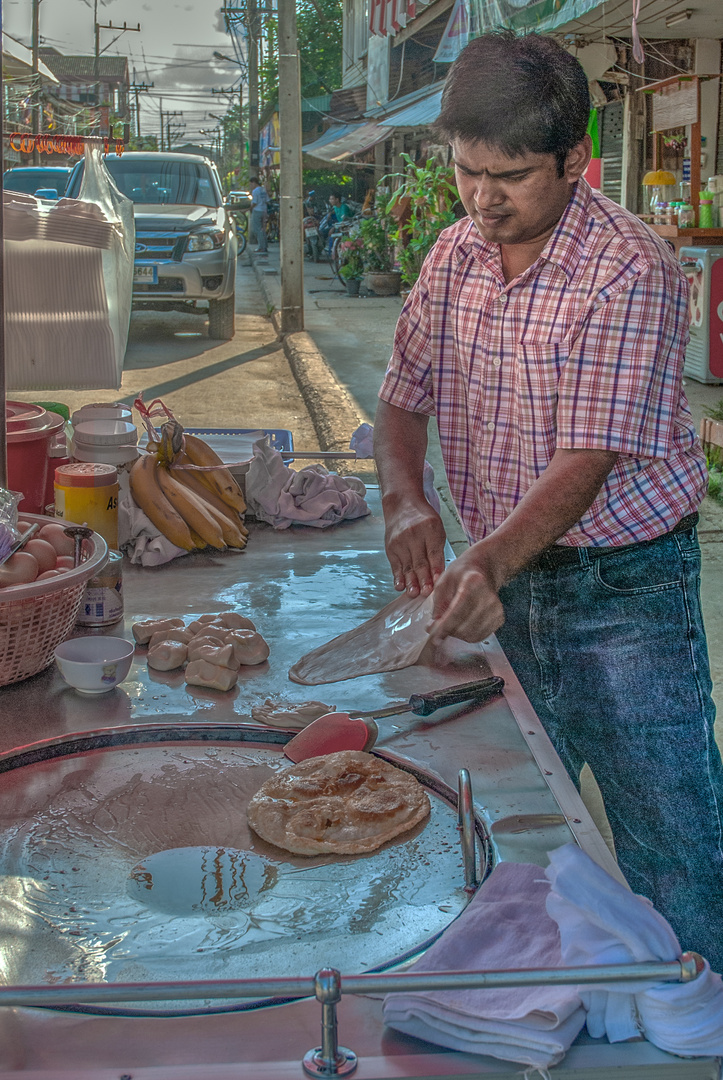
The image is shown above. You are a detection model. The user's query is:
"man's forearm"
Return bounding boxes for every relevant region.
[480,447,619,588]
[373,399,430,508]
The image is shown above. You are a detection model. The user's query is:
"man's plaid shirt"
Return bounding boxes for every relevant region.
[379,178,708,546]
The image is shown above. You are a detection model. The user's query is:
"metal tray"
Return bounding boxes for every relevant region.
[0,724,491,1016]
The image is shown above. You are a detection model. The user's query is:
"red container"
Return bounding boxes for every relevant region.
[5,402,65,514]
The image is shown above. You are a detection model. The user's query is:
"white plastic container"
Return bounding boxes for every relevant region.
[71,403,133,426]
[72,443,139,467]
[73,420,138,448]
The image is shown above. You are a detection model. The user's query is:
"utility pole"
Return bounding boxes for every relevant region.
[130,73,153,140]
[31,0,41,165]
[159,96,164,150]
[278,0,304,333]
[94,18,141,136]
[247,0,260,170]
[212,62,245,175]
[165,110,184,150]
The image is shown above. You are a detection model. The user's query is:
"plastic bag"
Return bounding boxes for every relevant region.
[0,489,21,566]
[4,142,134,391]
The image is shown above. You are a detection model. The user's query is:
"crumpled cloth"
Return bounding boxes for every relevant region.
[245,438,369,530]
[545,844,723,1055]
[382,861,586,1069]
[119,488,187,567]
[349,422,441,514]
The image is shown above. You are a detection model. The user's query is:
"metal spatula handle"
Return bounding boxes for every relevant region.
[409,676,505,716]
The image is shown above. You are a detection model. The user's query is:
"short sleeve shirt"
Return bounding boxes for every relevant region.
[379,178,708,547]
[251,185,268,212]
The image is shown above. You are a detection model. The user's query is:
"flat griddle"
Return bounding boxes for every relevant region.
[0,724,491,1016]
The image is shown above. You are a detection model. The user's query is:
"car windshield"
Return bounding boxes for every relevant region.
[2,169,70,195]
[103,159,219,207]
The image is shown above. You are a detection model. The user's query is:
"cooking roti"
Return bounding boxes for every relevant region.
[247,750,430,856]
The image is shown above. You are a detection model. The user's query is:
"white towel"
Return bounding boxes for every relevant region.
[545,844,723,1055]
[119,489,187,567]
[382,862,586,1068]
[245,439,369,530]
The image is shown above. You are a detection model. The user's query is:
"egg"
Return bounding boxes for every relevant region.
[23,539,57,573]
[0,552,40,588]
[37,523,76,557]
[55,555,76,570]
[36,569,62,581]
[17,520,34,534]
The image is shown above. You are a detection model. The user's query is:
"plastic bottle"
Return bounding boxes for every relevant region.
[699,195,714,229]
[54,462,119,549]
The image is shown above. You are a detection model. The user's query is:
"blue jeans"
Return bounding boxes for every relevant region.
[496,525,723,973]
[250,209,267,252]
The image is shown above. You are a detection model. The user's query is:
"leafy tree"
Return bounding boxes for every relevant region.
[259,0,343,104]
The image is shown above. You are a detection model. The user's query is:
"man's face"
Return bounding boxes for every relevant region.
[451,138,589,248]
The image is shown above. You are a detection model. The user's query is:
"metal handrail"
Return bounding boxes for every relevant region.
[0,953,702,1008]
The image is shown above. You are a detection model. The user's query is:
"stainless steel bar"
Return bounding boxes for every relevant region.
[458,768,478,892]
[0,954,702,1008]
[303,969,358,1078]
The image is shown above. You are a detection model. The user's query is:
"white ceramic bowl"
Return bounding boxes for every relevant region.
[54,636,135,694]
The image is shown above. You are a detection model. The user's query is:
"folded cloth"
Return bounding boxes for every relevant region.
[245,438,369,530]
[382,862,586,1069]
[545,844,723,1055]
[119,489,188,567]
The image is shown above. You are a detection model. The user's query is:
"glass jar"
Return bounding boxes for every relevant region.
[678,203,696,228]
[653,203,669,226]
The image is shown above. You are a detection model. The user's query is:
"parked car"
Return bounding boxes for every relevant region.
[2,166,72,199]
[228,189,252,209]
[66,152,240,340]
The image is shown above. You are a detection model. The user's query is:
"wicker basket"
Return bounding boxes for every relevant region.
[0,515,109,687]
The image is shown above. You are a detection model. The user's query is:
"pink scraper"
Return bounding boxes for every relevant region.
[283,676,505,763]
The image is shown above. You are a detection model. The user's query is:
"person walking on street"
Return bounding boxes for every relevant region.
[374,31,723,972]
[250,175,269,254]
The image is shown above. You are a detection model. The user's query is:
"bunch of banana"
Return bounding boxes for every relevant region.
[130,422,248,553]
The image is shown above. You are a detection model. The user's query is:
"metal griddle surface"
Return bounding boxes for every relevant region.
[0,728,484,1014]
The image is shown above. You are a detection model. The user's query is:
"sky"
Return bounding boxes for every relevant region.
[3,0,247,146]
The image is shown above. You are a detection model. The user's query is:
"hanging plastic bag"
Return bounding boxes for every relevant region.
[3,142,134,391]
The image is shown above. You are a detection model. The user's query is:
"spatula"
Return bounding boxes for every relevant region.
[283,676,505,763]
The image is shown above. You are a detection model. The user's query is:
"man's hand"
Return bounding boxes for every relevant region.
[426,446,619,643]
[427,545,504,642]
[383,493,446,597]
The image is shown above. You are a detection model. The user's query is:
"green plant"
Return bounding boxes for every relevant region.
[338,236,364,281]
[385,153,459,288]
[358,190,398,274]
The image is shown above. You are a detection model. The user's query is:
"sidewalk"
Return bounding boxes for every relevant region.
[250,244,723,734]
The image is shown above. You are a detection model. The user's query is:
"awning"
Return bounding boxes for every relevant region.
[379,84,443,128]
[302,122,389,163]
[369,0,607,38]
[1,34,59,83]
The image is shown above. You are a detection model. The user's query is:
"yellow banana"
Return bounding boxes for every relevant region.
[204,502,247,548]
[155,466,226,550]
[129,454,195,551]
[182,433,246,513]
[170,453,248,536]
[189,527,208,549]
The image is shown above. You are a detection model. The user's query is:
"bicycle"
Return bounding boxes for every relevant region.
[329,219,356,284]
[266,200,280,244]
[234,211,248,255]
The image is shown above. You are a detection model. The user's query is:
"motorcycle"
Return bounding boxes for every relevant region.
[302,193,323,262]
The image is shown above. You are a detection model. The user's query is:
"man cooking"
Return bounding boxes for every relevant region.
[373,31,723,972]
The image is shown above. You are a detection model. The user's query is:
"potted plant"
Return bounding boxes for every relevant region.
[359,190,401,296]
[386,154,459,295]
[338,237,364,296]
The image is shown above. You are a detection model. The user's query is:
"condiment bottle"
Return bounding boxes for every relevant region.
[54,462,119,549]
[699,195,714,229]
[76,549,124,626]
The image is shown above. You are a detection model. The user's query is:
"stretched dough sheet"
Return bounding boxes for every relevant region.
[289,593,434,686]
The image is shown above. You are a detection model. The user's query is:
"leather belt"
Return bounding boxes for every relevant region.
[528,513,699,573]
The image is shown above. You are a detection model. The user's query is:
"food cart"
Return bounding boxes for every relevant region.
[0,488,718,1078]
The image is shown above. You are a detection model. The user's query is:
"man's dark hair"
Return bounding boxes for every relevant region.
[250,176,259,185]
[436,32,590,176]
